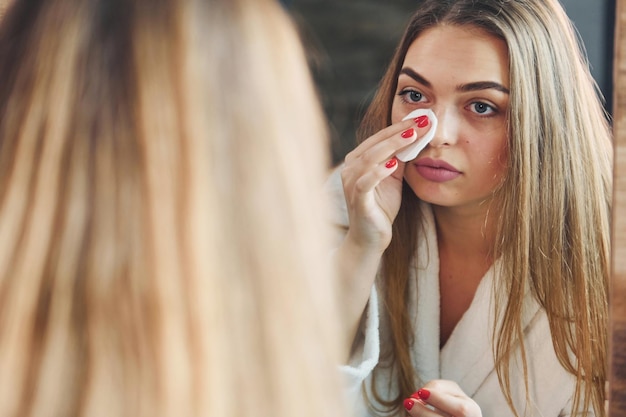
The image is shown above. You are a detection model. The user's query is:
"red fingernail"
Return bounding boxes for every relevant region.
[417,388,430,400]
[403,398,415,411]
[415,115,429,128]
[385,158,397,169]
[401,128,415,139]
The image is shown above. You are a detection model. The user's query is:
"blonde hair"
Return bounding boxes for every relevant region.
[358,0,612,416]
[0,0,345,416]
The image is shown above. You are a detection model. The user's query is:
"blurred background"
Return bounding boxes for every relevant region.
[282,0,616,165]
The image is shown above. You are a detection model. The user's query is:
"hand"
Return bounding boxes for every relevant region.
[340,116,430,253]
[403,380,482,417]
[335,116,431,356]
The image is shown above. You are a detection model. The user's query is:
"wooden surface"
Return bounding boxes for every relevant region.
[610,0,626,414]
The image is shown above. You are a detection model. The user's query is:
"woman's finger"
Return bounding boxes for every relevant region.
[403,397,451,417]
[345,113,433,163]
[404,381,482,417]
[342,157,403,198]
[345,118,415,162]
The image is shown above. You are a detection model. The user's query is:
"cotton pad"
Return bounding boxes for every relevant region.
[395,108,438,162]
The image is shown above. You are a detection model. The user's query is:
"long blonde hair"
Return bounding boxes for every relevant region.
[358,0,612,415]
[0,0,345,416]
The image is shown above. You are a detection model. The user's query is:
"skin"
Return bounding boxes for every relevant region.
[394,26,509,213]
[394,25,510,355]
[339,24,510,416]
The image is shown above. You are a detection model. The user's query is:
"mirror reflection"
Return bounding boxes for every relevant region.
[289,1,615,416]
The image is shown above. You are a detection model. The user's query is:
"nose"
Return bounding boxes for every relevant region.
[428,107,459,147]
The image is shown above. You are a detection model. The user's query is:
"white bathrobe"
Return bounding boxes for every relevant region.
[325,168,591,417]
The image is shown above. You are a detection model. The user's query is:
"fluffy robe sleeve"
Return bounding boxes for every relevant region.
[324,166,381,406]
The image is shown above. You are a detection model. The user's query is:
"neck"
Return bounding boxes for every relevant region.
[432,203,496,262]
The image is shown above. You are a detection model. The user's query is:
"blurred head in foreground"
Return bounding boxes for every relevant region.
[0,0,344,416]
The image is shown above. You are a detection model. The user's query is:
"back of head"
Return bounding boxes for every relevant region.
[0,0,344,416]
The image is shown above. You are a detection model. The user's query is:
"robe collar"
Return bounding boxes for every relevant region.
[411,203,541,395]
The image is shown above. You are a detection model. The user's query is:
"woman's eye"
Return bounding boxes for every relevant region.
[470,102,496,115]
[398,89,423,103]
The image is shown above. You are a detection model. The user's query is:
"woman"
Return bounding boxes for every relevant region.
[330,0,612,416]
[0,0,346,416]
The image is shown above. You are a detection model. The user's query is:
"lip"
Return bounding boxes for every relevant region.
[413,157,462,182]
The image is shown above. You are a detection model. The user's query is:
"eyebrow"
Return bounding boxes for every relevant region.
[399,67,510,95]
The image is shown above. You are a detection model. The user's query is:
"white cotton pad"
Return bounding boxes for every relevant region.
[395,108,438,162]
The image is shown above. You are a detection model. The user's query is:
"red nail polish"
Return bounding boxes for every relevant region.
[385,158,397,169]
[415,115,429,128]
[401,128,415,139]
[403,398,415,411]
[417,388,430,400]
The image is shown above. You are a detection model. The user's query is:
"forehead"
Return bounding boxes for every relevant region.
[402,25,510,88]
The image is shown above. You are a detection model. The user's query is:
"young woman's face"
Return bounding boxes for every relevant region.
[392,25,510,211]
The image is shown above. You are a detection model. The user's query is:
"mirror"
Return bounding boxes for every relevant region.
[289,0,623,413]
[609,0,625,414]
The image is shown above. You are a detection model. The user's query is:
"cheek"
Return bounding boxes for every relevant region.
[390,103,403,124]
[479,140,508,178]
[496,143,509,168]
[492,133,509,164]
[390,97,415,124]
[464,131,508,168]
